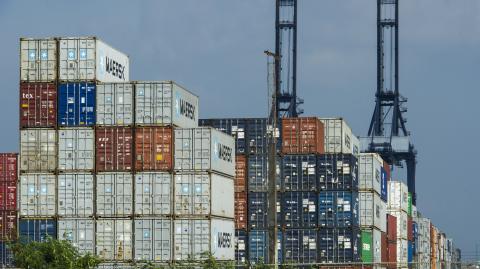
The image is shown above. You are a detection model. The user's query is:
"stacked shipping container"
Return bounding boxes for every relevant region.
[0,154,18,265]
[387,181,409,269]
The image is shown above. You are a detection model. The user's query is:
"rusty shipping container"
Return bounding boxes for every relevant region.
[387,241,397,269]
[0,211,16,241]
[0,181,16,211]
[387,214,397,242]
[381,231,388,265]
[281,117,325,155]
[0,154,17,211]
[96,127,133,171]
[235,192,247,229]
[135,127,173,171]
[407,216,413,241]
[235,155,247,192]
[20,82,57,128]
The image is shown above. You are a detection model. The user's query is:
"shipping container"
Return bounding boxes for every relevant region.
[20,82,57,128]
[135,81,198,128]
[58,218,95,254]
[0,242,14,267]
[359,192,387,232]
[134,218,171,262]
[20,38,57,81]
[381,167,388,202]
[387,214,397,242]
[408,240,413,264]
[135,126,173,171]
[174,172,234,218]
[381,232,388,264]
[0,153,17,182]
[317,154,358,191]
[407,217,413,241]
[282,155,317,191]
[318,191,358,228]
[19,218,57,243]
[235,229,247,264]
[235,192,247,229]
[96,173,133,216]
[388,181,408,213]
[58,128,95,171]
[58,37,129,82]
[0,211,16,241]
[235,155,247,192]
[174,128,235,177]
[96,83,133,125]
[388,210,408,240]
[361,228,382,265]
[0,181,16,211]
[319,118,360,154]
[248,192,280,229]
[414,218,431,269]
[358,153,383,194]
[57,173,94,217]
[248,230,282,264]
[397,239,408,268]
[281,117,324,155]
[96,219,133,261]
[282,191,317,228]
[134,172,171,216]
[387,241,397,269]
[96,127,133,171]
[58,82,96,126]
[20,129,56,172]
[199,118,247,154]
[246,118,280,155]
[283,229,317,264]
[247,154,280,192]
[407,193,412,217]
[318,228,361,263]
[173,218,234,261]
[20,173,56,217]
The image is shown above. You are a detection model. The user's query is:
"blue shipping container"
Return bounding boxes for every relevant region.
[248,230,282,264]
[199,118,248,154]
[318,191,359,228]
[246,118,281,155]
[282,155,317,191]
[283,229,317,264]
[248,192,280,229]
[58,82,96,126]
[318,228,361,264]
[408,241,413,263]
[0,242,13,267]
[380,167,388,201]
[317,154,358,191]
[247,154,281,192]
[19,219,57,243]
[282,192,318,228]
[235,229,247,265]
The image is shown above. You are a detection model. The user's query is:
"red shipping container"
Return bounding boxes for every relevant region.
[387,214,397,242]
[281,117,325,155]
[407,216,413,241]
[20,82,57,128]
[387,241,397,269]
[96,127,133,171]
[135,127,173,171]
[235,155,247,192]
[383,161,391,181]
[0,181,16,211]
[0,210,16,241]
[235,192,247,229]
[0,153,17,182]
[381,232,388,263]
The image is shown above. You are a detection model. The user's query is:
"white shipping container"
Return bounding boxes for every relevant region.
[388,180,408,212]
[97,83,134,125]
[134,172,171,215]
[59,37,129,82]
[20,129,57,171]
[58,173,94,217]
[134,218,171,262]
[58,128,95,171]
[20,173,56,217]
[388,209,408,240]
[96,219,133,261]
[20,38,57,81]
[319,118,360,154]
[174,128,235,177]
[173,218,234,261]
[415,217,431,269]
[359,192,387,232]
[58,218,95,254]
[135,81,199,128]
[358,153,383,194]
[97,173,133,216]
[397,239,408,269]
[174,173,234,218]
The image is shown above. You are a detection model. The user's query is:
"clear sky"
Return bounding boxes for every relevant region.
[1,0,479,256]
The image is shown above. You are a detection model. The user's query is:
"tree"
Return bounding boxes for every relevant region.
[9,237,101,269]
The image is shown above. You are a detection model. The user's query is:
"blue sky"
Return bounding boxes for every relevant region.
[1,0,479,255]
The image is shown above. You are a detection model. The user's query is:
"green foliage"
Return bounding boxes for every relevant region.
[9,237,101,269]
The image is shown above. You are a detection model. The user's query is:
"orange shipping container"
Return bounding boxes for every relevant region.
[96,127,133,171]
[235,192,247,229]
[135,127,173,171]
[235,155,247,192]
[431,223,438,269]
[281,117,324,155]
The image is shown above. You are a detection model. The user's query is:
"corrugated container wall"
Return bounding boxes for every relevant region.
[20,38,57,81]
[282,154,317,191]
[284,229,318,264]
[235,230,247,264]
[135,81,198,128]
[20,129,56,172]
[248,230,282,264]
[246,118,280,155]
[57,173,94,217]
[96,127,133,171]
[318,191,359,228]
[397,239,408,268]
[388,210,408,240]
[235,155,247,192]
[19,219,57,243]
[281,117,325,155]
[134,218,171,262]
[134,172,171,216]
[20,173,56,217]
[234,192,247,229]
[388,181,409,212]
[0,154,18,211]
[0,211,17,241]
[358,153,383,194]
[317,154,358,191]
[248,192,280,229]
[361,228,382,265]
[58,83,96,126]
[96,219,133,261]
[20,82,57,128]
[58,218,95,254]
[96,83,133,125]
[96,173,133,217]
[58,37,129,82]
[319,118,360,155]
[318,228,361,263]
[58,128,95,171]
[283,191,318,228]
[247,154,281,192]
[198,118,247,154]
[359,192,387,232]
[0,242,14,267]
[135,127,173,171]
[387,214,397,241]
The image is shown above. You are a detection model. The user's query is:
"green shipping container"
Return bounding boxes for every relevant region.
[361,230,373,263]
[408,192,412,216]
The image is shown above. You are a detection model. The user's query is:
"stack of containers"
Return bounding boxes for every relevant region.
[437,232,446,269]
[387,181,409,269]
[317,118,361,265]
[413,216,431,269]
[357,153,387,269]
[0,154,18,266]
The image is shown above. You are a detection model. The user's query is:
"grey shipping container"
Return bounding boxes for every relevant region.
[135,172,172,216]
[58,128,95,171]
[20,129,57,172]
[134,218,172,262]
[20,38,57,81]
[174,128,235,177]
[20,173,56,217]
[97,173,133,217]
[57,173,94,217]
[135,81,199,128]
[96,83,134,125]
[58,218,95,254]
[96,219,133,261]
[174,172,234,218]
